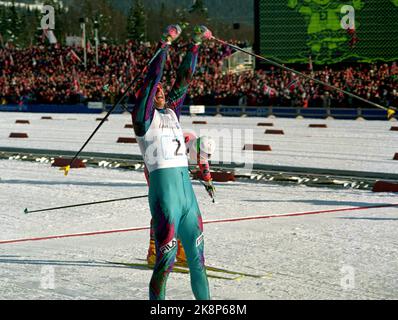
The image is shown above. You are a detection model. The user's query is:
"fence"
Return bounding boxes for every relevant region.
[0,103,393,120]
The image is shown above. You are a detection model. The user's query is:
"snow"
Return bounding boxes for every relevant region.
[0,112,397,174]
[0,113,397,300]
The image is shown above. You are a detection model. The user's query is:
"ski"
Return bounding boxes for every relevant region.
[195,264,269,279]
[104,261,243,281]
[137,258,269,279]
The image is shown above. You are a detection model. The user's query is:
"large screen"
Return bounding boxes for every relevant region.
[254,0,398,64]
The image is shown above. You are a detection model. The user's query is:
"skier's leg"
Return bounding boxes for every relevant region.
[178,170,210,300]
[148,199,180,300]
[147,167,187,300]
[179,203,210,300]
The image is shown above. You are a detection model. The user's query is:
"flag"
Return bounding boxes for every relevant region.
[60,55,64,70]
[87,40,93,54]
[287,78,305,93]
[345,68,354,84]
[9,54,14,66]
[308,56,313,72]
[263,84,275,96]
[287,79,299,92]
[72,67,81,93]
[69,49,82,63]
[130,51,136,68]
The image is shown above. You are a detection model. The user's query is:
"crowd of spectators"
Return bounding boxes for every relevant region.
[1,40,397,109]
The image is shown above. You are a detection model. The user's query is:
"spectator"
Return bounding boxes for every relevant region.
[0,42,397,108]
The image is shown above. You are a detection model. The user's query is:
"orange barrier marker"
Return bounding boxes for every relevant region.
[9,133,28,138]
[52,158,86,169]
[265,129,284,135]
[117,137,137,144]
[243,144,272,151]
[372,181,398,193]
[192,170,235,182]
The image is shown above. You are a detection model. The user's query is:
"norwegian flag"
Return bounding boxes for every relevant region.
[287,77,305,93]
[86,40,93,54]
[345,68,354,84]
[72,67,81,93]
[287,79,299,92]
[69,49,82,64]
[263,84,275,96]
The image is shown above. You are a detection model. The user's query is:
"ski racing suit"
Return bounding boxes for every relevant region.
[131,41,210,300]
[145,132,214,265]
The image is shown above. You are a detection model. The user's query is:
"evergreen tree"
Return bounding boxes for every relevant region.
[0,5,7,44]
[7,1,24,46]
[189,0,208,18]
[176,7,189,26]
[33,8,45,45]
[159,2,166,23]
[127,0,147,42]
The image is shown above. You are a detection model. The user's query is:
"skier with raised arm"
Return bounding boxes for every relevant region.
[131,24,213,300]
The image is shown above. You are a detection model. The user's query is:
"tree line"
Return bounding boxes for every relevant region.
[0,0,253,48]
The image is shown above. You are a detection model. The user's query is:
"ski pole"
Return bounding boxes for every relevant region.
[211,36,396,119]
[189,169,216,203]
[199,179,216,204]
[60,48,163,177]
[24,195,148,215]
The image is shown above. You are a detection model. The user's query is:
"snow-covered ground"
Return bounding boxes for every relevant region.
[0,112,397,174]
[0,113,397,300]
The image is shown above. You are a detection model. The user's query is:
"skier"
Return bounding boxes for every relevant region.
[145,132,216,266]
[131,24,213,300]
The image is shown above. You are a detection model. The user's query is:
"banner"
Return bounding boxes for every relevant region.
[255,0,398,64]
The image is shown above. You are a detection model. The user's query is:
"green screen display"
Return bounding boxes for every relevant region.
[256,0,398,64]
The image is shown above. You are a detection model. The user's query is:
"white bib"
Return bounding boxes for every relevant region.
[137,109,188,173]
